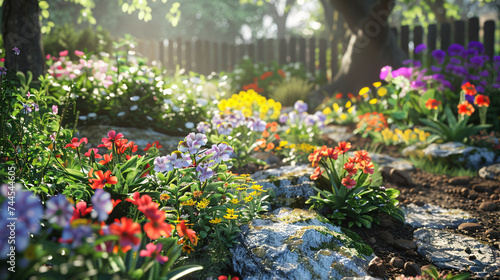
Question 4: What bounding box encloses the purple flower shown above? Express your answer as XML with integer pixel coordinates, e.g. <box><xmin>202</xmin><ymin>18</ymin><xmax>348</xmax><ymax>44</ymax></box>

<box><xmin>431</xmin><ymin>66</ymin><xmax>441</xmax><ymax>72</ymax></box>
<box><xmin>294</xmin><ymin>100</ymin><xmax>308</xmax><ymax>113</ymax></box>
<box><xmin>415</xmin><ymin>44</ymin><xmax>427</xmax><ymax>54</ymax></box>
<box><xmin>462</xmin><ymin>49</ymin><xmax>478</xmax><ymax>58</ymax></box>
<box><xmin>207</xmin><ymin>142</ymin><xmax>233</xmax><ymax>164</ymax></box>
<box><xmin>154</xmin><ymin>155</ymin><xmax>174</xmax><ymax>173</ymax></box>
<box><xmin>432</xmin><ymin>50</ymin><xmax>446</xmax><ymax>64</ymax></box>
<box><xmin>476</xmin><ymin>85</ymin><xmax>485</xmax><ymax>93</ymax></box>
<box><xmin>470</xmin><ymin>56</ymin><xmax>485</xmax><ymax>68</ymax></box>
<box><xmin>91</xmin><ymin>189</ymin><xmax>113</xmax><ymax>222</ymax></box>
<box><xmin>45</xmin><ymin>195</ymin><xmax>74</xmax><ymax>227</ymax></box>
<box><xmin>247</xmin><ymin>118</ymin><xmax>266</xmax><ymax>132</ymax></box>
<box><xmin>0</xmin><ymin>67</ymin><xmax>6</xmax><ymax>75</ymax></box>
<box><xmin>410</xmin><ymin>80</ymin><xmax>426</xmax><ymax>89</ymax></box>
<box><xmin>60</xmin><ymin>224</ymin><xmax>93</xmax><ymax>248</ymax></box>
<box><xmin>467</xmin><ymin>41</ymin><xmax>484</xmax><ymax>54</ymax></box>
<box><xmin>432</xmin><ymin>74</ymin><xmax>445</xmax><ymax>81</ymax></box>
<box><xmin>288</xmin><ymin>112</ymin><xmax>298</xmax><ymax>124</ymax></box>
<box><xmin>180</xmin><ymin>133</ymin><xmax>207</xmax><ymax>154</ymax></box>
<box><xmin>22</xmin><ymin>103</ymin><xmax>32</xmax><ymax>113</ymax></box>
<box><xmin>447</xmin><ymin>44</ymin><xmax>464</xmax><ymax>56</ymax></box>
<box><xmin>304</xmin><ymin>115</ymin><xmax>317</xmax><ymax>127</ymax></box>
<box><xmin>278</xmin><ymin>113</ymin><xmax>288</xmax><ymax>124</ymax></box>
<box><xmin>380</xmin><ymin>66</ymin><xmax>392</xmax><ymax>80</ymax></box>
<box><xmin>391</xmin><ymin>67</ymin><xmax>412</xmax><ymax>79</ymax></box>
<box><xmin>196</xmin><ymin>122</ymin><xmax>210</xmax><ymax>134</ymax></box>
<box><xmin>32</xmin><ymin>103</ymin><xmax>39</xmax><ymax>112</ymax></box>
<box><xmin>403</xmin><ymin>59</ymin><xmax>421</xmax><ymax>68</ymax></box>
<box><xmin>171</xmin><ymin>152</ymin><xmax>192</xmax><ymax>169</ymax></box>
<box><xmin>52</xmin><ymin>105</ymin><xmax>58</xmax><ymax>115</ymax></box>
<box><xmin>449</xmin><ymin>58</ymin><xmax>461</xmax><ymax>65</ymax></box>
<box><xmin>465</xmin><ymin>94</ymin><xmax>475</xmax><ymax>103</ymax></box>
<box><xmin>314</xmin><ymin>111</ymin><xmax>327</xmax><ymax>123</ymax></box>
<box><xmin>217</xmin><ymin>122</ymin><xmax>233</xmax><ymax>135</ymax></box>
<box><xmin>12</xmin><ymin>47</ymin><xmax>20</xmax><ymax>55</ymax></box>
<box><xmin>196</xmin><ymin>164</ymin><xmax>214</xmax><ymax>182</ymax></box>
<box><xmin>479</xmin><ymin>70</ymin><xmax>489</xmax><ymax>77</ymax></box>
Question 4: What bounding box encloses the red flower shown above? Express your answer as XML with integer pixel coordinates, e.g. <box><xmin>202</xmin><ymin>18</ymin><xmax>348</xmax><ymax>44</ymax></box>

<box><xmin>353</xmin><ymin>150</ymin><xmax>371</xmax><ymax>163</ymax></box>
<box><xmin>98</xmin><ymin>153</ymin><xmax>112</xmax><ymax>165</ymax></box>
<box><xmin>310</xmin><ymin>166</ymin><xmax>323</xmax><ymax>180</ymax></box>
<box><xmin>475</xmin><ymin>94</ymin><xmax>490</xmax><ymax>107</ymax></box>
<box><xmin>461</xmin><ymin>82</ymin><xmax>476</xmax><ymax>96</ymax></box>
<box><xmin>144</xmin><ymin>141</ymin><xmax>163</xmax><ymax>152</ymax></box>
<box><xmin>219</xmin><ymin>276</ymin><xmax>240</xmax><ymax>280</ymax></box>
<box><xmin>71</xmin><ymin>201</ymin><xmax>92</xmax><ymax>221</ymax></box>
<box><xmin>343</xmin><ymin>162</ymin><xmax>358</xmax><ymax>176</ymax></box>
<box><xmin>320</xmin><ymin>147</ymin><xmax>338</xmax><ymax>159</ymax></box>
<box><xmin>90</xmin><ymin>170</ymin><xmax>118</xmax><ymax>189</ymax></box>
<box><xmin>357</xmin><ymin>161</ymin><xmax>374</xmax><ymax>174</ymax></box>
<box><xmin>425</xmin><ymin>99</ymin><xmax>441</xmax><ymax>110</ymax></box>
<box><xmin>64</xmin><ymin>137</ymin><xmax>88</xmax><ymax>149</ymax></box>
<box><xmin>308</xmin><ymin>150</ymin><xmax>323</xmax><ymax>167</ymax></box>
<box><xmin>126</xmin><ymin>192</ymin><xmax>154</xmax><ymax>208</ymax></box>
<box><xmin>176</xmin><ymin>220</ymin><xmax>198</xmax><ymax>246</ymax></box>
<box><xmin>99</xmin><ymin>130</ymin><xmax>124</xmax><ymax>148</ymax></box>
<box><xmin>277</xmin><ymin>69</ymin><xmax>286</xmax><ymax>78</ymax></box>
<box><xmin>457</xmin><ymin>101</ymin><xmax>475</xmax><ymax>116</ymax></box>
<box><xmin>335</xmin><ymin>93</ymin><xmax>343</xmax><ymax>99</ymax></box>
<box><xmin>84</xmin><ymin>148</ymin><xmax>102</xmax><ymax>159</ymax></box>
<box><xmin>108</xmin><ymin>217</ymin><xmax>141</xmax><ymax>253</ymax></box>
<box><xmin>347</xmin><ymin>93</ymin><xmax>355</xmax><ymax>99</ymax></box>
<box><xmin>335</xmin><ymin>141</ymin><xmax>351</xmax><ymax>155</ymax></box>
<box><xmin>260</xmin><ymin>71</ymin><xmax>273</xmax><ymax>80</ymax></box>
<box><xmin>341</xmin><ymin>176</ymin><xmax>357</xmax><ymax>189</ymax></box>
<box><xmin>140</xmin><ymin>243</ymin><xmax>169</xmax><ymax>264</ymax></box>
<box><xmin>144</xmin><ymin>211</ymin><xmax>173</xmax><ymax>240</ymax></box>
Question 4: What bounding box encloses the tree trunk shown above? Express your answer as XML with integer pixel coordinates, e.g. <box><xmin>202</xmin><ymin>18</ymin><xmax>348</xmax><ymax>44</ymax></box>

<box><xmin>2</xmin><ymin>0</ymin><xmax>45</xmax><ymax>79</ymax></box>
<box><xmin>309</xmin><ymin>0</ymin><xmax>407</xmax><ymax>109</ymax></box>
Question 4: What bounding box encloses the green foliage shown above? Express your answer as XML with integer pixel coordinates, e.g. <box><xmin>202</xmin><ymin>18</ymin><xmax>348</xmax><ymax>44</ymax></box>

<box><xmin>421</xmin><ymin>265</ymin><xmax>471</xmax><ymax>280</ymax></box>
<box><xmin>270</xmin><ymin>77</ymin><xmax>314</xmax><ymax>107</ymax></box>
<box><xmin>409</xmin><ymin>155</ymin><xmax>478</xmax><ymax>177</ymax></box>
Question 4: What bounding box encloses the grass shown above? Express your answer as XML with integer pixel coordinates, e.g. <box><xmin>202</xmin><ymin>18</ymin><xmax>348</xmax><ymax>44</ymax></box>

<box><xmin>409</xmin><ymin>155</ymin><xmax>478</xmax><ymax>177</ymax></box>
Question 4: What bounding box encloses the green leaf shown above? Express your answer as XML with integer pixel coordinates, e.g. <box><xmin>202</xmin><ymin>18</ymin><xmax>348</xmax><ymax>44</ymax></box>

<box><xmin>39</xmin><ymin>1</ymin><xmax>49</xmax><ymax>9</ymax></box>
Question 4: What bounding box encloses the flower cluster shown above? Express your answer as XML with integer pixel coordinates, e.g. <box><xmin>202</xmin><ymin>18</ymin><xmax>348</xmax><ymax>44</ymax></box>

<box><xmin>356</xmin><ymin>112</ymin><xmax>388</xmax><ymax>135</ymax></box>
<box><xmin>378</xmin><ymin>127</ymin><xmax>430</xmax><ymax>146</ymax></box>
<box><xmin>279</xmin><ymin>100</ymin><xmax>327</xmax><ymax>128</ymax></box>
<box><xmin>217</xmin><ymin>89</ymin><xmax>281</xmax><ymax>120</ymax></box>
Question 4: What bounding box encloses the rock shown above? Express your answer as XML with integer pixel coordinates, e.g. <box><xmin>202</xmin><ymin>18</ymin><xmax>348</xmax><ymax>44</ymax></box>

<box><xmin>379</xmin><ymin>217</ymin><xmax>393</xmax><ymax>228</ymax></box>
<box><xmin>414</xmin><ymin>200</ymin><xmax>425</xmax><ymax>206</ymax></box>
<box><xmin>413</xmin><ymin>228</ymin><xmax>500</xmax><ymax>278</ymax></box>
<box><xmin>402</xmin><ymin>204</ymin><xmax>476</xmax><ymax>229</ymax></box>
<box><xmin>479</xmin><ymin>201</ymin><xmax>498</xmax><ymax>211</ymax></box>
<box><xmin>368</xmin><ymin>257</ymin><xmax>386</xmax><ymax>278</ymax></box>
<box><xmin>485</xmin><ymin>229</ymin><xmax>500</xmax><ymax>239</ymax></box>
<box><xmin>393</xmin><ymin>239</ymin><xmax>417</xmax><ymax>251</ymax></box>
<box><xmin>448</xmin><ymin>176</ymin><xmax>472</xmax><ymax>185</ymax></box>
<box><xmin>473</xmin><ymin>183</ymin><xmax>492</xmax><ymax>193</ymax></box>
<box><xmin>458</xmin><ymin>223</ymin><xmax>484</xmax><ymax>232</ymax></box>
<box><xmin>251</xmin><ymin>165</ymin><xmax>315</xmax><ymax>210</ymax></box>
<box><xmin>367</xmin><ymin>237</ymin><xmax>376</xmax><ymax>245</ymax></box>
<box><xmin>389</xmin><ymin>169</ymin><xmax>413</xmax><ymax>185</ymax></box>
<box><xmin>404</xmin><ymin>262</ymin><xmax>421</xmax><ymax>277</ymax></box>
<box><xmin>323</xmin><ymin>125</ymin><xmax>355</xmax><ymax>143</ymax></box>
<box><xmin>390</xmin><ymin>257</ymin><xmax>405</xmax><ymax>269</ymax></box>
<box><xmin>469</xmin><ymin>254</ymin><xmax>477</xmax><ymax>260</ymax></box>
<box><xmin>370</xmin><ymin>153</ymin><xmax>414</xmax><ymax>171</ymax></box>
<box><xmin>465</xmin><ymin>247</ymin><xmax>472</xmax><ymax>254</ymax></box>
<box><xmin>423</xmin><ymin>142</ymin><xmax>498</xmax><ymax>169</ymax></box>
<box><xmin>231</xmin><ymin>208</ymin><xmax>375</xmax><ymax>279</ymax></box>
<box><xmin>479</xmin><ymin>163</ymin><xmax>500</xmax><ymax>181</ymax></box>
<box><xmin>378</xmin><ymin>231</ymin><xmax>395</xmax><ymax>244</ymax></box>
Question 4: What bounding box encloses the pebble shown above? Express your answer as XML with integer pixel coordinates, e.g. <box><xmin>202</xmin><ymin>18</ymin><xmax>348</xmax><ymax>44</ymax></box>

<box><xmin>458</xmin><ymin>222</ymin><xmax>484</xmax><ymax>232</ymax></box>
<box><xmin>393</xmin><ymin>239</ymin><xmax>417</xmax><ymax>251</ymax></box>
<box><xmin>479</xmin><ymin>201</ymin><xmax>498</xmax><ymax>211</ymax></box>
<box><xmin>390</xmin><ymin>168</ymin><xmax>413</xmax><ymax>185</ymax></box>
<box><xmin>390</xmin><ymin>257</ymin><xmax>404</xmax><ymax>269</ymax></box>
<box><xmin>379</xmin><ymin>217</ymin><xmax>393</xmax><ymax>228</ymax></box>
<box><xmin>473</xmin><ymin>183</ymin><xmax>492</xmax><ymax>193</ymax></box>
<box><xmin>485</xmin><ymin>229</ymin><xmax>500</xmax><ymax>239</ymax></box>
<box><xmin>469</xmin><ymin>254</ymin><xmax>476</xmax><ymax>260</ymax></box>
<box><xmin>404</xmin><ymin>261</ymin><xmax>421</xmax><ymax>277</ymax></box>
<box><xmin>465</xmin><ymin>247</ymin><xmax>472</xmax><ymax>254</ymax></box>
<box><xmin>368</xmin><ymin>256</ymin><xmax>386</xmax><ymax>278</ymax></box>
<box><xmin>378</xmin><ymin>231</ymin><xmax>395</xmax><ymax>244</ymax></box>
<box><xmin>449</xmin><ymin>176</ymin><xmax>472</xmax><ymax>185</ymax></box>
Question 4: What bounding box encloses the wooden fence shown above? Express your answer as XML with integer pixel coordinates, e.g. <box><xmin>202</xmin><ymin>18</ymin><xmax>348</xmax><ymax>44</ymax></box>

<box><xmin>134</xmin><ymin>17</ymin><xmax>498</xmax><ymax>79</ymax></box>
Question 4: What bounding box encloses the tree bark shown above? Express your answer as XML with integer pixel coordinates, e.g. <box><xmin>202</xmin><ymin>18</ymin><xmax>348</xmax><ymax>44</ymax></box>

<box><xmin>309</xmin><ymin>0</ymin><xmax>407</xmax><ymax>109</ymax></box>
<box><xmin>2</xmin><ymin>0</ymin><xmax>45</xmax><ymax>79</ymax></box>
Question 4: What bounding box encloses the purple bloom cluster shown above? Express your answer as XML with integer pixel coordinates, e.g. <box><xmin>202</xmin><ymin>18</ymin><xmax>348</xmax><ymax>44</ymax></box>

<box><xmin>91</xmin><ymin>189</ymin><xmax>113</xmax><ymax>222</ymax></box>
<box><xmin>154</xmin><ymin>151</ymin><xmax>192</xmax><ymax>173</ymax></box>
<box><xmin>207</xmin><ymin>142</ymin><xmax>234</xmax><ymax>164</ymax></box>
<box><xmin>178</xmin><ymin>133</ymin><xmax>207</xmax><ymax>154</ymax></box>
<box><xmin>279</xmin><ymin>100</ymin><xmax>326</xmax><ymax>128</ymax></box>
<box><xmin>45</xmin><ymin>195</ymin><xmax>74</xmax><ymax>227</ymax></box>
<box><xmin>202</xmin><ymin>110</ymin><xmax>268</xmax><ymax>135</ymax></box>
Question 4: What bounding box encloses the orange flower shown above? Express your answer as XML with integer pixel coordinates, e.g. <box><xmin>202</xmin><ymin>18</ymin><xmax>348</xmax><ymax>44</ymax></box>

<box><xmin>353</xmin><ymin>150</ymin><xmax>371</xmax><ymax>163</ymax></box>
<box><xmin>319</xmin><ymin>146</ymin><xmax>338</xmax><ymax>160</ymax></box>
<box><xmin>357</xmin><ymin>161</ymin><xmax>375</xmax><ymax>174</ymax></box>
<box><xmin>335</xmin><ymin>141</ymin><xmax>351</xmax><ymax>155</ymax></box>
<box><xmin>461</xmin><ymin>82</ymin><xmax>476</xmax><ymax>96</ymax></box>
<box><xmin>90</xmin><ymin>170</ymin><xmax>118</xmax><ymax>189</ymax></box>
<box><xmin>335</xmin><ymin>93</ymin><xmax>343</xmax><ymax>99</ymax></box>
<box><xmin>144</xmin><ymin>211</ymin><xmax>173</xmax><ymax>240</ymax></box>
<box><xmin>270</xmin><ymin>122</ymin><xmax>278</xmax><ymax>132</ymax></box>
<box><xmin>341</xmin><ymin>176</ymin><xmax>356</xmax><ymax>189</ymax></box>
<box><xmin>108</xmin><ymin>217</ymin><xmax>141</xmax><ymax>253</ymax></box>
<box><xmin>99</xmin><ymin>153</ymin><xmax>112</xmax><ymax>165</ymax></box>
<box><xmin>475</xmin><ymin>95</ymin><xmax>490</xmax><ymax>107</ymax></box>
<box><xmin>260</xmin><ymin>71</ymin><xmax>273</xmax><ymax>80</ymax></box>
<box><xmin>277</xmin><ymin>69</ymin><xmax>286</xmax><ymax>78</ymax></box>
<box><xmin>177</xmin><ymin>220</ymin><xmax>198</xmax><ymax>246</ymax></box>
<box><xmin>308</xmin><ymin>150</ymin><xmax>323</xmax><ymax>167</ymax></box>
<box><xmin>144</xmin><ymin>140</ymin><xmax>163</xmax><ymax>152</ymax></box>
<box><xmin>310</xmin><ymin>166</ymin><xmax>323</xmax><ymax>180</ymax></box>
<box><xmin>265</xmin><ymin>143</ymin><xmax>275</xmax><ymax>152</ymax></box>
<box><xmin>343</xmin><ymin>162</ymin><xmax>358</xmax><ymax>176</ymax></box>
<box><xmin>457</xmin><ymin>101</ymin><xmax>474</xmax><ymax>116</ymax></box>
<box><xmin>262</xmin><ymin>130</ymin><xmax>270</xmax><ymax>138</ymax></box>
<box><xmin>425</xmin><ymin>99</ymin><xmax>441</xmax><ymax>110</ymax></box>
<box><xmin>347</xmin><ymin>93</ymin><xmax>354</xmax><ymax>99</ymax></box>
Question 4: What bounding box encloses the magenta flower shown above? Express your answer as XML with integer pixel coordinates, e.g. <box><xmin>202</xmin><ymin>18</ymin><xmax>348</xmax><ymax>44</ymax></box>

<box><xmin>45</xmin><ymin>195</ymin><xmax>74</xmax><ymax>227</ymax></box>
<box><xmin>140</xmin><ymin>243</ymin><xmax>169</xmax><ymax>264</ymax></box>
<box><xmin>52</xmin><ymin>105</ymin><xmax>58</xmax><ymax>114</ymax></box>
<box><xmin>75</xmin><ymin>50</ymin><xmax>85</xmax><ymax>56</ymax></box>
<box><xmin>12</xmin><ymin>47</ymin><xmax>20</xmax><ymax>55</ymax></box>
<box><xmin>27</xmin><ymin>91</ymin><xmax>31</xmax><ymax>98</ymax></box>
<box><xmin>91</xmin><ymin>189</ymin><xmax>113</xmax><ymax>222</ymax></box>
<box><xmin>59</xmin><ymin>50</ymin><xmax>69</xmax><ymax>57</ymax></box>
<box><xmin>379</xmin><ymin>65</ymin><xmax>392</xmax><ymax>80</ymax></box>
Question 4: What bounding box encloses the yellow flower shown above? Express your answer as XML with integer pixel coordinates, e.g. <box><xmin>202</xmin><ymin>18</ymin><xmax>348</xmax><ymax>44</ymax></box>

<box><xmin>419</xmin><ymin>131</ymin><xmax>427</xmax><ymax>142</ymax></box>
<box><xmin>347</xmin><ymin>107</ymin><xmax>355</xmax><ymax>114</ymax></box>
<box><xmin>160</xmin><ymin>193</ymin><xmax>170</xmax><ymax>201</ymax></box>
<box><xmin>71</xmin><ymin>219</ymin><xmax>89</xmax><ymax>228</ymax></box>
<box><xmin>395</xmin><ymin>128</ymin><xmax>403</xmax><ymax>135</ymax></box>
<box><xmin>333</xmin><ymin>103</ymin><xmax>340</xmax><ymax>112</ymax></box>
<box><xmin>182</xmin><ymin>244</ymin><xmax>194</xmax><ymax>254</ymax></box>
<box><xmin>223</xmin><ymin>208</ymin><xmax>238</xmax><ymax>220</ymax></box>
<box><xmin>193</xmin><ymin>191</ymin><xmax>203</xmax><ymax>199</ymax></box>
<box><xmin>340</xmin><ymin>113</ymin><xmax>347</xmax><ymax>120</ymax></box>
<box><xmin>392</xmin><ymin>135</ymin><xmax>399</xmax><ymax>142</ymax></box>
<box><xmin>279</xmin><ymin>141</ymin><xmax>288</xmax><ymax>147</ymax></box>
<box><xmin>181</xmin><ymin>199</ymin><xmax>196</xmax><ymax>206</ymax></box>
<box><xmin>249</xmin><ymin>191</ymin><xmax>258</xmax><ymax>196</ymax></box>
<box><xmin>230</xmin><ymin>198</ymin><xmax>239</xmax><ymax>204</ymax></box>
<box><xmin>345</xmin><ymin>101</ymin><xmax>352</xmax><ymax>108</ymax></box>
<box><xmin>244</xmin><ymin>196</ymin><xmax>254</xmax><ymax>202</ymax></box>
<box><xmin>286</xmin><ymin>128</ymin><xmax>291</xmax><ymax>134</ymax></box>
<box><xmin>359</xmin><ymin>87</ymin><xmax>370</xmax><ymax>96</ymax></box>
<box><xmin>369</xmin><ymin>98</ymin><xmax>378</xmax><ymax>104</ymax></box>
<box><xmin>322</xmin><ymin>107</ymin><xmax>332</xmax><ymax>115</ymax></box>
<box><xmin>251</xmin><ymin>185</ymin><xmax>264</xmax><ymax>191</ymax></box>
<box><xmin>377</xmin><ymin>87</ymin><xmax>388</xmax><ymax>97</ymax></box>
<box><xmin>197</xmin><ymin>198</ymin><xmax>210</xmax><ymax>209</ymax></box>
<box><xmin>209</xmin><ymin>217</ymin><xmax>222</xmax><ymax>224</ymax></box>
<box><xmin>373</xmin><ymin>81</ymin><xmax>382</xmax><ymax>88</ymax></box>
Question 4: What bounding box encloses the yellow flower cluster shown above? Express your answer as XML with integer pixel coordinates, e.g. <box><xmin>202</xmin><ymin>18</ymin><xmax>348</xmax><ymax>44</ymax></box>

<box><xmin>324</xmin><ymin>102</ymin><xmax>356</xmax><ymax>123</ymax></box>
<box><xmin>217</xmin><ymin>89</ymin><xmax>282</xmax><ymax>120</ymax></box>
<box><xmin>285</xmin><ymin>142</ymin><xmax>316</xmax><ymax>154</ymax></box>
<box><xmin>223</xmin><ymin>208</ymin><xmax>238</xmax><ymax>220</ymax></box>
<box><xmin>379</xmin><ymin>127</ymin><xmax>430</xmax><ymax>146</ymax></box>
<box><xmin>197</xmin><ymin>198</ymin><xmax>210</xmax><ymax>210</ymax></box>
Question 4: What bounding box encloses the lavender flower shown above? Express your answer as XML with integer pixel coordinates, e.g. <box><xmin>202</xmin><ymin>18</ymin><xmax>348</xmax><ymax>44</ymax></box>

<box><xmin>60</xmin><ymin>224</ymin><xmax>94</xmax><ymax>248</ymax></box>
<box><xmin>91</xmin><ymin>189</ymin><xmax>113</xmax><ymax>222</ymax></box>
<box><xmin>196</xmin><ymin>164</ymin><xmax>214</xmax><ymax>182</ymax></box>
<box><xmin>154</xmin><ymin>155</ymin><xmax>174</xmax><ymax>173</ymax></box>
<box><xmin>0</xmin><ymin>67</ymin><xmax>6</xmax><ymax>75</ymax></box>
<box><xmin>414</xmin><ymin>44</ymin><xmax>427</xmax><ymax>54</ymax></box>
<box><xmin>217</xmin><ymin>122</ymin><xmax>233</xmax><ymax>135</ymax></box>
<box><xmin>12</xmin><ymin>47</ymin><xmax>20</xmax><ymax>55</ymax></box>
<box><xmin>196</xmin><ymin>121</ymin><xmax>210</xmax><ymax>134</ymax></box>
<box><xmin>447</xmin><ymin>44</ymin><xmax>464</xmax><ymax>56</ymax></box>
<box><xmin>45</xmin><ymin>195</ymin><xmax>74</xmax><ymax>227</ymax></box>
<box><xmin>32</xmin><ymin>103</ymin><xmax>39</xmax><ymax>112</ymax></box>
<box><xmin>431</xmin><ymin>50</ymin><xmax>446</xmax><ymax>64</ymax></box>
<box><xmin>171</xmin><ymin>151</ymin><xmax>192</xmax><ymax>169</ymax></box>
<box><xmin>379</xmin><ymin>66</ymin><xmax>392</xmax><ymax>81</ymax></box>
<box><xmin>247</xmin><ymin>118</ymin><xmax>266</xmax><ymax>132</ymax></box>
<box><xmin>208</xmin><ymin>142</ymin><xmax>234</xmax><ymax>163</ymax></box>
<box><xmin>278</xmin><ymin>113</ymin><xmax>289</xmax><ymax>124</ymax></box>
<box><xmin>294</xmin><ymin>100</ymin><xmax>308</xmax><ymax>113</ymax></box>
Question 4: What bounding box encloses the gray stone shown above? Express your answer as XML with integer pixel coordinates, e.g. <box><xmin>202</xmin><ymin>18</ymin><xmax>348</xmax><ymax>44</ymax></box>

<box><xmin>458</xmin><ymin>223</ymin><xmax>484</xmax><ymax>232</ymax></box>
<box><xmin>404</xmin><ymin>261</ymin><xmax>421</xmax><ymax>277</ymax></box>
<box><xmin>393</xmin><ymin>239</ymin><xmax>417</xmax><ymax>251</ymax></box>
<box><xmin>368</xmin><ymin>257</ymin><xmax>386</xmax><ymax>278</ymax></box>
<box><xmin>251</xmin><ymin>165</ymin><xmax>315</xmax><ymax>210</ymax></box>
<box><xmin>414</xmin><ymin>228</ymin><xmax>500</xmax><ymax>278</ymax></box>
<box><xmin>448</xmin><ymin>176</ymin><xmax>472</xmax><ymax>185</ymax></box>
<box><xmin>76</xmin><ymin>125</ymin><xmax>184</xmax><ymax>154</ymax></box>
<box><xmin>479</xmin><ymin>163</ymin><xmax>500</xmax><ymax>181</ymax></box>
<box><xmin>423</xmin><ymin>142</ymin><xmax>499</xmax><ymax>169</ymax></box>
<box><xmin>231</xmin><ymin>208</ymin><xmax>375</xmax><ymax>280</ymax></box>
<box><xmin>390</xmin><ymin>257</ymin><xmax>405</xmax><ymax>269</ymax></box>
<box><xmin>323</xmin><ymin>125</ymin><xmax>355</xmax><ymax>143</ymax></box>
<box><xmin>370</xmin><ymin>153</ymin><xmax>414</xmax><ymax>171</ymax></box>
<box><xmin>479</xmin><ymin>201</ymin><xmax>498</xmax><ymax>211</ymax></box>
<box><xmin>402</xmin><ymin>204</ymin><xmax>475</xmax><ymax>229</ymax></box>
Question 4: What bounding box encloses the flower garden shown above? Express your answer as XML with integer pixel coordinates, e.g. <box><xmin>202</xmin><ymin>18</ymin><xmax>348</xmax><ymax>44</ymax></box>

<box><xmin>2</xmin><ymin>28</ymin><xmax>500</xmax><ymax>279</ymax></box>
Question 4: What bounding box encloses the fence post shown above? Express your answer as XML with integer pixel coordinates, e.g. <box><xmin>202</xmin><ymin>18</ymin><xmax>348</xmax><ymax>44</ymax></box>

<box><xmin>185</xmin><ymin>40</ymin><xmax>192</xmax><ymax>72</ymax></box>
<box><xmin>298</xmin><ymin>37</ymin><xmax>306</xmax><ymax>67</ymax></box>
<box><xmin>468</xmin><ymin>17</ymin><xmax>480</xmax><ymax>42</ymax></box>
<box><xmin>203</xmin><ymin>41</ymin><xmax>210</xmax><ymax>74</ymax></box>
<box><xmin>400</xmin><ymin>25</ymin><xmax>409</xmax><ymax>56</ymax></box>
<box><xmin>330</xmin><ymin>38</ymin><xmax>338</xmax><ymax>80</ymax></box>
<box><xmin>319</xmin><ymin>38</ymin><xmax>327</xmax><ymax>77</ymax></box>
<box><xmin>267</xmin><ymin>39</ymin><xmax>275</xmax><ymax>63</ymax></box>
<box><xmin>454</xmin><ymin>20</ymin><xmax>465</xmax><ymax>46</ymax></box>
<box><xmin>257</xmin><ymin>39</ymin><xmax>265</xmax><ymax>63</ymax></box>
<box><xmin>212</xmin><ymin>42</ymin><xmax>219</xmax><ymax>73</ymax></box>
<box><xmin>308</xmin><ymin>37</ymin><xmax>316</xmax><ymax>76</ymax></box>
<box><xmin>159</xmin><ymin>40</ymin><xmax>165</xmax><ymax>68</ymax></box>
<box><xmin>221</xmin><ymin>43</ymin><xmax>228</xmax><ymax>72</ymax></box>
<box><xmin>413</xmin><ymin>26</ymin><xmax>424</xmax><ymax>59</ymax></box>
<box><xmin>247</xmin><ymin>42</ymin><xmax>255</xmax><ymax>62</ymax></box>
<box><xmin>194</xmin><ymin>40</ymin><xmax>202</xmax><ymax>73</ymax></box>
<box><xmin>427</xmin><ymin>24</ymin><xmax>437</xmax><ymax>51</ymax></box>
<box><xmin>484</xmin><ymin>20</ymin><xmax>495</xmax><ymax>60</ymax></box>
<box><xmin>175</xmin><ymin>37</ymin><xmax>183</xmax><ymax>70</ymax></box>
<box><xmin>289</xmin><ymin>37</ymin><xmax>297</xmax><ymax>63</ymax></box>
<box><xmin>229</xmin><ymin>44</ymin><xmax>236</xmax><ymax>72</ymax></box>
<box><xmin>279</xmin><ymin>38</ymin><xmax>287</xmax><ymax>65</ymax></box>
<box><xmin>440</xmin><ymin>23</ymin><xmax>451</xmax><ymax>50</ymax></box>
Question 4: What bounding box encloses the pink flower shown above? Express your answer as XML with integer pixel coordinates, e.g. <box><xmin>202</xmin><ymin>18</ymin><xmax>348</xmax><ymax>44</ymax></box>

<box><xmin>64</xmin><ymin>137</ymin><xmax>88</xmax><ymax>149</ymax></box>
<box><xmin>139</xmin><ymin>243</ymin><xmax>169</xmax><ymax>264</ymax></box>
<box><xmin>99</xmin><ymin>130</ymin><xmax>124</xmax><ymax>148</ymax></box>
<box><xmin>75</xmin><ymin>50</ymin><xmax>85</xmax><ymax>56</ymax></box>
<box><xmin>84</xmin><ymin>148</ymin><xmax>102</xmax><ymax>159</ymax></box>
<box><xmin>59</xmin><ymin>50</ymin><xmax>68</xmax><ymax>57</ymax></box>
<box><xmin>46</xmin><ymin>54</ymin><xmax>51</xmax><ymax>60</ymax></box>
<box><xmin>0</xmin><ymin>58</ymin><xmax>5</xmax><ymax>62</ymax></box>
<box><xmin>52</xmin><ymin>105</ymin><xmax>58</xmax><ymax>114</ymax></box>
